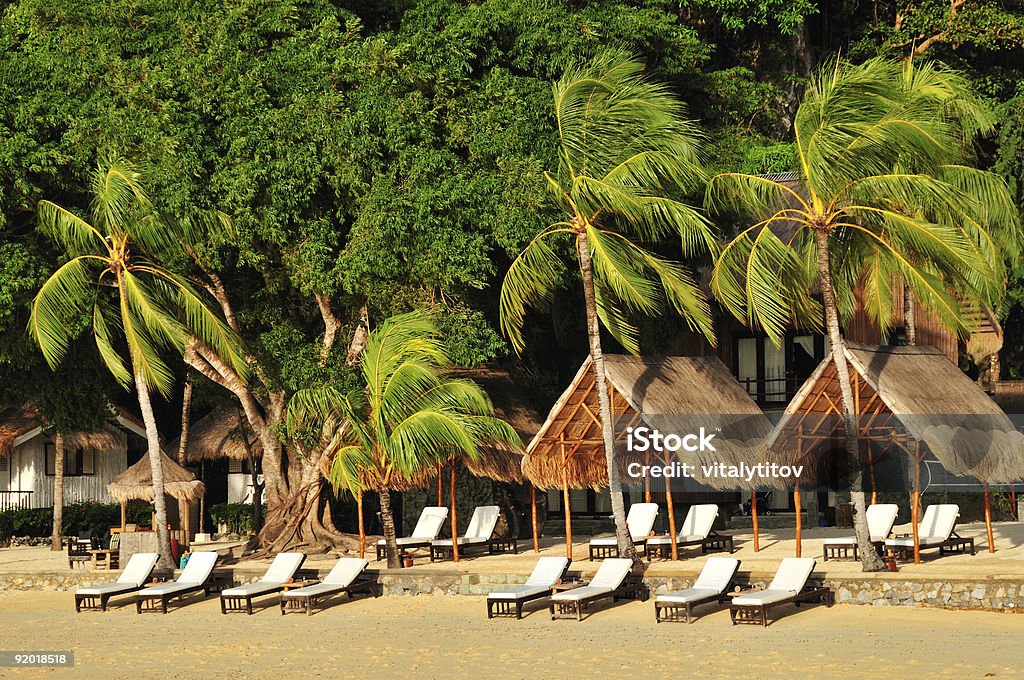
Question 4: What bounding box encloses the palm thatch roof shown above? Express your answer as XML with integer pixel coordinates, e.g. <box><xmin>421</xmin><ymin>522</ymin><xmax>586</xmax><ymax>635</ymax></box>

<box><xmin>0</xmin><ymin>405</ymin><xmax>127</xmax><ymax>458</ymax></box>
<box><xmin>174</xmin><ymin>408</ymin><xmax>255</xmax><ymax>462</ymax></box>
<box><xmin>524</xmin><ymin>355</ymin><xmax>773</xmax><ymax>490</ymax></box>
<box><xmin>768</xmin><ymin>343</ymin><xmax>1024</xmax><ymax>484</ymax></box>
<box><xmin>107</xmin><ymin>450</ymin><xmax>206</xmax><ymax>503</ymax></box>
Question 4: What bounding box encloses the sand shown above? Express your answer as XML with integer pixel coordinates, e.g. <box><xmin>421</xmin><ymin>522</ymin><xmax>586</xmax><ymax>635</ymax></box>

<box><xmin>1</xmin><ymin>590</ymin><xmax>1022</xmax><ymax>679</ymax></box>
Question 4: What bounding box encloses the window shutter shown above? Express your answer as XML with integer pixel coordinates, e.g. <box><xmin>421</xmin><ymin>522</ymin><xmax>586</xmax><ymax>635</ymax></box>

<box><xmin>81</xmin><ymin>448</ymin><xmax>95</xmax><ymax>475</ymax></box>
<box><xmin>228</xmin><ymin>459</ymin><xmax>243</xmax><ymax>474</ymax></box>
<box><xmin>45</xmin><ymin>444</ymin><xmax>56</xmax><ymax>476</ymax></box>
<box><xmin>0</xmin><ymin>456</ymin><xmax>7</xmax><ymax>472</ymax></box>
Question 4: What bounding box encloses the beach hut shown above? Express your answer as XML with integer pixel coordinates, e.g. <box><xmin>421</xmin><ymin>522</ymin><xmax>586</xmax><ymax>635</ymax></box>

<box><xmin>768</xmin><ymin>343</ymin><xmax>1024</xmax><ymax>561</ymax></box>
<box><xmin>524</xmin><ymin>354</ymin><xmax>773</xmax><ymax>559</ymax></box>
<box><xmin>174</xmin><ymin>408</ymin><xmax>257</xmax><ymax>504</ymax></box>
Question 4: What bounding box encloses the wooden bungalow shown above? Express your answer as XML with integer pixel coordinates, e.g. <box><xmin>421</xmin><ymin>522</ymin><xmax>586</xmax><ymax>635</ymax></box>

<box><xmin>524</xmin><ymin>354</ymin><xmax>774</xmax><ymax>557</ymax></box>
<box><xmin>175</xmin><ymin>408</ymin><xmax>258</xmax><ymax>504</ymax></box>
<box><xmin>767</xmin><ymin>343</ymin><xmax>1024</xmax><ymax>561</ymax></box>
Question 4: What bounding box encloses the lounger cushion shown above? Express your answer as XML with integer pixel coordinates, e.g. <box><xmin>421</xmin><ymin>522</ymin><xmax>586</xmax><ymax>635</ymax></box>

<box><xmin>431</xmin><ymin>537</ymin><xmax>488</xmax><ymax>547</ymax></box>
<box><xmin>550</xmin><ymin>586</ymin><xmax>611</xmax><ymax>602</ymax></box>
<box><xmin>693</xmin><ymin>557</ymin><xmax>741</xmax><ymax>592</ymax></box>
<box><xmin>137</xmin><ymin>582</ymin><xmax>201</xmax><ymax>597</ymax></box>
<box><xmin>647</xmin><ymin>534</ymin><xmax>704</xmax><ymax>546</ymax></box>
<box><xmin>768</xmin><ymin>557</ymin><xmax>816</xmax><ymax>592</ymax></box>
<box><xmin>280</xmin><ymin>582</ymin><xmax>347</xmax><ymax>599</ymax></box>
<box><xmin>731</xmin><ymin>589</ymin><xmax>796</xmax><ymax>606</ymax></box>
<box><xmin>116</xmin><ymin>553</ymin><xmax>160</xmax><ymax>587</ymax></box>
<box><xmin>377</xmin><ymin>507</ymin><xmax>449</xmax><ymax>548</ymax></box>
<box><xmin>824</xmin><ymin>537</ymin><xmax>858</xmax><ymax>545</ymax></box>
<box><xmin>655</xmin><ymin>587</ymin><xmax>721</xmax><ymax>604</ymax></box>
<box><xmin>261</xmin><ymin>552</ymin><xmax>306</xmax><ymax>583</ymax></box>
<box><xmin>176</xmin><ymin>552</ymin><xmax>219</xmax><ymax>584</ymax></box>
<box><xmin>76</xmin><ymin>582</ymin><xmax>140</xmax><ymax>597</ymax></box>
<box><xmin>323</xmin><ymin>558</ymin><xmax>369</xmax><ymax>586</ymax></box>
<box><xmin>488</xmin><ymin>584</ymin><xmax>552</xmax><ymax>600</ymax></box>
<box><xmin>625</xmin><ymin>503</ymin><xmax>659</xmax><ymax>538</ymax></box>
<box><xmin>221</xmin><ymin>582</ymin><xmax>282</xmax><ymax>598</ymax></box>
<box><xmin>463</xmin><ymin>506</ymin><xmax>501</xmax><ymax>541</ymax></box>
<box><xmin>589</xmin><ymin>536</ymin><xmax>648</xmax><ymax>546</ymax></box>
<box><xmin>884</xmin><ymin>536</ymin><xmax>946</xmax><ymax>548</ymax></box>
<box><xmin>589</xmin><ymin>558</ymin><xmax>633</xmax><ymax>590</ymax></box>
<box><xmin>525</xmin><ymin>557</ymin><xmax>570</xmax><ymax>586</ymax></box>
<box><xmin>377</xmin><ymin>536</ymin><xmax>432</xmax><ymax>547</ymax></box>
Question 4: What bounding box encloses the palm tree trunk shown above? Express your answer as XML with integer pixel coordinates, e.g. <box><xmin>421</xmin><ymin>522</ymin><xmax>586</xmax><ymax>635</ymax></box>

<box><xmin>379</xmin><ymin>487</ymin><xmax>400</xmax><ymax>569</ymax></box>
<box><xmin>576</xmin><ymin>229</ymin><xmax>637</xmax><ymax>561</ymax></box>
<box><xmin>50</xmin><ymin>433</ymin><xmax>65</xmax><ymax>551</ymax></box>
<box><xmin>135</xmin><ymin>370</ymin><xmax>174</xmax><ymax>569</ymax></box>
<box><xmin>813</xmin><ymin>229</ymin><xmax>885</xmax><ymax>572</ymax></box>
<box><xmin>176</xmin><ymin>377</ymin><xmax>193</xmax><ymax>545</ymax></box>
<box><xmin>904</xmin><ymin>284</ymin><xmax>916</xmax><ymax>345</ymax></box>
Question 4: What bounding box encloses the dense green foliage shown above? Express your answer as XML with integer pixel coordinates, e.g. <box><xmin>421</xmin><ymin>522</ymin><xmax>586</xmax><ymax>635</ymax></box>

<box><xmin>208</xmin><ymin>503</ymin><xmax>265</xmax><ymax>536</ymax></box>
<box><xmin>0</xmin><ymin>502</ymin><xmax>153</xmax><ymax>541</ymax></box>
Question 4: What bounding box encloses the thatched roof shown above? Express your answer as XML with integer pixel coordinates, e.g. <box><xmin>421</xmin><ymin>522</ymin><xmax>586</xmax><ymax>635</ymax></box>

<box><xmin>768</xmin><ymin>343</ymin><xmax>1024</xmax><ymax>484</ymax></box>
<box><xmin>524</xmin><ymin>355</ymin><xmax>773</xmax><ymax>490</ymax></box>
<box><xmin>0</xmin><ymin>405</ymin><xmax>128</xmax><ymax>458</ymax></box>
<box><xmin>107</xmin><ymin>450</ymin><xmax>206</xmax><ymax>503</ymax></box>
<box><xmin>174</xmin><ymin>409</ymin><xmax>256</xmax><ymax>462</ymax></box>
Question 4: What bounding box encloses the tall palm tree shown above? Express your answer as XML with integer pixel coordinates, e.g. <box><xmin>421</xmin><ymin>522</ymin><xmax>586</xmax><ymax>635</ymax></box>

<box><xmin>500</xmin><ymin>52</ymin><xmax>716</xmax><ymax>559</ymax></box>
<box><xmin>50</xmin><ymin>433</ymin><xmax>65</xmax><ymax>551</ymax></box>
<box><xmin>709</xmin><ymin>58</ymin><xmax>1020</xmax><ymax>571</ymax></box>
<box><xmin>287</xmin><ymin>312</ymin><xmax>519</xmax><ymax>569</ymax></box>
<box><xmin>29</xmin><ymin>159</ymin><xmax>248</xmax><ymax>569</ymax></box>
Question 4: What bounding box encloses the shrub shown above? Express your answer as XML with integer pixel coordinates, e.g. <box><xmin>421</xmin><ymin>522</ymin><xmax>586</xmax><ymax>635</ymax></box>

<box><xmin>209</xmin><ymin>503</ymin><xmax>263</xmax><ymax>535</ymax></box>
<box><xmin>0</xmin><ymin>502</ymin><xmax>155</xmax><ymax>541</ymax></box>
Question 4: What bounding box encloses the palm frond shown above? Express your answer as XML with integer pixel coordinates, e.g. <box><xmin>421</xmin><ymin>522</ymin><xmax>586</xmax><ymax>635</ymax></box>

<box><xmin>27</xmin><ymin>256</ymin><xmax>97</xmax><ymax>369</ymax></box>
<box><xmin>498</xmin><ymin>228</ymin><xmax>569</xmax><ymax>354</ymax></box>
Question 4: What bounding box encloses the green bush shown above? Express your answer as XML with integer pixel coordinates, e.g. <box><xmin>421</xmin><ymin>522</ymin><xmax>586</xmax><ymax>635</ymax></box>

<box><xmin>209</xmin><ymin>503</ymin><xmax>263</xmax><ymax>535</ymax></box>
<box><xmin>0</xmin><ymin>502</ymin><xmax>155</xmax><ymax>541</ymax></box>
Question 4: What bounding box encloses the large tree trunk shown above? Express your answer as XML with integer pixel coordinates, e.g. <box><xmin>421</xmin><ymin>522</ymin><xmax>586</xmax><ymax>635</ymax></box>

<box><xmin>135</xmin><ymin>370</ymin><xmax>174</xmax><ymax>569</ymax></box>
<box><xmin>576</xmin><ymin>228</ymin><xmax>637</xmax><ymax>561</ymax></box>
<box><xmin>176</xmin><ymin>377</ymin><xmax>193</xmax><ymax>545</ymax></box>
<box><xmin>50</xmin><ymin>433</ymin><xmax>65</xmax><ymax>551</ymax></box>
<box><xmin>378</xmin><ymin>488</ymin><xmax>400</xmax><ymax>568</ymax></box>
<box><xmin>814</xmin><ymin>229</ymin><xmax>886</xmax><ymax>572</ymax></box>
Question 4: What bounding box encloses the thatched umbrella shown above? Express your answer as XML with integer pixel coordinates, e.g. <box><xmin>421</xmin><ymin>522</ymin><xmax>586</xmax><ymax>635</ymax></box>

<box><xmin>525</xmin><ymin>355</ymin><xmax>773</xmax><ymax>559</ymax></box>
<box><xmin>108</xmin><ymin>450</ymin><xmax>205</xmax><ymax>543</ymax></box>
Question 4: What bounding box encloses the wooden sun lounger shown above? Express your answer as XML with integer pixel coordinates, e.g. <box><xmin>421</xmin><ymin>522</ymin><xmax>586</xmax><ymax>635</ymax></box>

<box><xmin>549</xmin><ymin>559</ymin><xmax>647</xmax><ymax>621</ymax></box>
<box><xmin>279</xmin><ymin>558</ymin><xmax>380</xmax><ymax>616</ymax></box>
<box><xmin>135</xmin><ymin>552</ymin><xmax>219</xmax><ymax>614</ymax></box>
<box><xmin>654</xmin><ymin>557</ymin><xmax>740</xmax><ymax>623</ymax></box>
<box><xmin>486</xmin><ymin>557</ymin><xmax>571</xmax><ymax>619</ymax></box>
<box><xmin>883</xmin><ymin>504</ymin><xmax>976</xmax><ymax>561</ymax></box>
<box><xmin>430</xmin><ymin>506</ymin><xmax>517</xmax><ymax>562</ymax></box>
<box><xmin>376</xmin><ymin>506</ymin><xmax>448</xmax><ymax>561</ymax></box>
<box><xmin>220</xmin><ymin>552</ymin><xmax>306</xmax><ymax>614</ymax></box>
<box><xmin>823</xmin><ymin>504</ymin><xmax>899</xmax><ymax>561</ymax></box>
<box><xmin>588</xmin><ymin>503</ymin><xmax>659</xmax><ymax>560</ymax></box>
<box><xmin>728</xmin><ymin>584</ymin><xmax>834</xmax><ymax>626</ymax></box>
<box><xmin>75</xmin><ymin>553</ymin><xmax>160</xmax><ymax>612</ymax></box>
<box><xmin>729</xmin><ymin>558</ymin><xmax>833</xmax><ymax>627</ymax></box>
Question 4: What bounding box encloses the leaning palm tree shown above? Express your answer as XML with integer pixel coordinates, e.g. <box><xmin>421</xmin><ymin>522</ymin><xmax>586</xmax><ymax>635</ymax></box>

<box><xmin>29</xmin><ymin>159</ymin><xmax>248</xmax><ymax>569</ymax></box>
<box><xmin>709</xmin><ymin>58</ymin><xmax>1020</xmax><ymax>571</ymax></box>
<box><xmin>500</xmin><ymin>52</ymin><xmax>716</xmax><ymax>560</ymax></box>
<box><xmin>287</xmin><ymin>312</ymin><xmax>519</xmax><ymax>569</ymax></box>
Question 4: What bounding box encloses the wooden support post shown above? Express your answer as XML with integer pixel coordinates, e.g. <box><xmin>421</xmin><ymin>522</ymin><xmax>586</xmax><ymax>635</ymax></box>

<box><xmin>183</xmin><ymin>498</ymin><xmax>191</xmax><ymax>548</ymax></box>
<box><xmin>120</xmin><ymin>502</ymin><xmax>127</xmax><ymax>531</ymax></box>
<box><xmin>531</xmin><ymin>485</ymin><xmax>540</xmax><ymax>553</ymax></box>
<box><xmin>1011</xmin><ymin>486</ymin><xmax>1018</xmax><ymax>521</ymax></box>
<box><xmin>560</xmin><ymin>434</ymin><xmax>572</xmax><ymax>560</ymax></box>
<box><xmin>751</xmin><ymin>491</ymin><xmax>759</xmax><ymax>553</ymax></box>
<box><xmin>794</xmin><ymin>484</ymin><xmax>802</xmax><ymax>558</ymax></box>
<box><xmin>437</xmin><ymin>464</ymin><xmax>443</xmax><ymax>507</ymax></box>
<box><xmin>450</xmin><ymin>462</ymin><xmax>459</xmax><ymax>563</ymax></box>
<box><xmin>867</xmin><ymin>446</ymin><xmax>877</xmax><ymax>506</ymax></box>
<box><xmin>644</xmin><ymin>473</ymin><xmax>651</xmax><ymax>504</ymax></box>
<box><xmin>984</xmin><ymin>484</ymin><xmax>995</xmax><ymax>553</ymax></box>
<box><xmin>912</xmin><ymin>451</ymin><xmax>921</xmax><ymax>565</ymax></box>
<box><xmin>665</xmin><ymin>472</ymin><xmax>678</xmax><ymax>561</ymax></box>
<box><xmin>357</xmin><ymin>490</ymin><xmax>365</xmax><ymax>559</ymax></box>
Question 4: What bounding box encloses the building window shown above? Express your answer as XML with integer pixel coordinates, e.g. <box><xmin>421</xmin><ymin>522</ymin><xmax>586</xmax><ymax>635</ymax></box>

<box><xmin>228</xmin><ymin>459</ymin><xmax>243</xmax><ymax>474</ymax></box>
<box><xmin>45</xmin><ymin>444</ymin><xmax>94</xmax><ymax>477</ymax></box>
<box><xmin>0</xmin><ymin>456</ymin><xmax>7</xmax><ymax>472</ymax></box>
<box><xmin>735</xmin><ymin>334</ymin><xmax>828</xmax><ymax>405</ymax></box>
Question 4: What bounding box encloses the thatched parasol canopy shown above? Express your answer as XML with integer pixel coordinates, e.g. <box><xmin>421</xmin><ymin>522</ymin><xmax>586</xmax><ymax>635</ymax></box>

<box><xmin>108</xmin><ymin>450</ymin><xmax>206</xmax><ymax>503</ymax></box>
<box><xmin>768</xmin><ymin>343</ymin><xmax>1024</xmax><ymax>485</ymax></box>
<box><xmin>524</xmin><ymin>355</ymin><xmax>773</xmax><ymax>491</ymax></box>
<box><xmin>0</xmin><ymin>405</ymin><xmax>126</xmax><ymax>458</ymax></box>
<box><xmin>174</xmin><ymin>408</ymin><xmax>255</xmax><ymax>462</ymax></box>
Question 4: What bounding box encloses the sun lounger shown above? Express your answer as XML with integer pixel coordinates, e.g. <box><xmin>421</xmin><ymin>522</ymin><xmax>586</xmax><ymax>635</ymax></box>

<box><xmin>376</xmin><ymin>506</ymin><xmax>448</xmax><ymax>561</ymax></box>
<box><xmin>279</xmin><ymin>558</ymin><xmax>378</xmax><ymax>616</ymax></box>
<box><xmin>549</xmin><ymin>558</ymin><xmax>646</xmax><ymax>620</ymax></box>
<box><xmin>220</xmin><ymin>552</ymin><xmax>306</xmax><ymax>614</ymax></box>
<box><xmin>588</xmin><ymin>503</ymin><xmax>659</xmax><ymax>560</ymax></box>
<box><xmin>135</xmin><ymin>551</ymin><xmax>219</xmax><ymax>614</ymax></box>
<box><xmin>823</xmin><ymin>503</ymin><xmax>898</xmax><ymax>561</ymax></box>
<box><xmin>74</xmin><ymin>553</ymin><xmax>159</xmax><ymax>612</ymax></box>
<box><xmin>67</xmin><ymin>536</ymin><xmax>98</xmax><ymax>569</ymax></box>
<box><xmin>430</xmin><ymin>505</ymin><xmax>515</xmax><ymax>561</ymax></box>
<box><xmin>486</xmin><ymin>556</ymin><xmax>571</xmax><ymax>619</ymax></box>
<box><xmin>729</xmin><ymin>557</ymin><xmax>832</xmax><ymax>626</ymax></box>
<box><xmin>647</xmin><ymin>504</ymin><xmax>733</xmax><ymax>558</ymax></box>
<box><xmin>884</xmin><ymin>504</ymin><xmax>975</xmax><ymax>559</ymax></box>
<box><xmin>654</xmin><ymin>557</ymin><xmax>741</xmax><ymax>623</ymax></box>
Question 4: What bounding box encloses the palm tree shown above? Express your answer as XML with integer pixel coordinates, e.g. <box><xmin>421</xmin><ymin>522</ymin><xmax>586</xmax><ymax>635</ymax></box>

<box><xmin>29</xmin><ymin>159</ymin><xmax>248</xmax><ymax>569</ymax></box>
<box><xmin>287</xmin><ymin>312</ymin><xmax>519</xmax><ymax>569</ymax></box>
<box><xmin>708</xmin><ymin>58</ymin><xmax>1020</xmax><ymax>571</ymax></box>
<box><xmin>50</xmin><ymin>433</ymin><xmax>65</xmax><ymax>552</ymax></box>
<box><xmin>499</xmin><ymin>52</ymin><xmax>716</xmax><ymax>559</ymax></box>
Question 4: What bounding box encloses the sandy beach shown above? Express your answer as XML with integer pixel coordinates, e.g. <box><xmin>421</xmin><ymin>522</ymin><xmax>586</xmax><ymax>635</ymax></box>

<box><xmin>1</xmin><ymin>589</ymin><xmax>1022</xmax><ymax>679</ymax></box>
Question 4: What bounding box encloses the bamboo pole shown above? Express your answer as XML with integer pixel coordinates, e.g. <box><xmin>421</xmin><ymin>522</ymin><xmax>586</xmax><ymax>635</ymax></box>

<box><xmin>665</xmin><ymin>472</ymin><xmax>678</xmax><ymax>561</ymax></box>
<box><xmin>794</xmin><ymin>484</ymin><xmax>802</xmax><ymax>558</ymax></box>
<box><xmin>560</xmin><ymin>433</ymin><xmax>572</xmax><ymax>560</ymax></box>
<box><xmin>867</xmin><ymin>448</ymin><xmax>877</xmax><ymax>506</ymax></box>
<box><xmin>644</xmin><ymin>474</ymin><xmax>651</xmax><ymax>503</ymax></box>
<box><xmin>751</xmin><ymin>491</ymin><xmax>759</xmax><ymax>553</ymax></box>
<box><xmin>984</xmin><ymin>484</ymin><xmax>995</xmax><ymax>553</ymax></box>
<box><xmin>531</xmin><ymin>486</ymin><xmax>540</xmax><ymax>553</ymax></box>
<box><xmin>912</xmin><ymin>450</ymin><xmax>921</xmax><ymax>565</ymax></box>
<box><xmin>120</xmin><ymin>502</ymin><xmax>127</xmax><ymax>531</ymax></box>
<box><xmin>450</xmin><ymin>462</ymin><xmax>459</xmax><ymax>562</ymax></box>
<box><xmin>183</xmin><ymin>499</ymin><xmax>191</xmax><ymax>548</ymax></box>
<box><xmin>437</xmin><ymin>464</ymin><xmax>443</xmax><ymax>506</ymax></box>
<box><xmin>357</xmin><ymin>490</ymin><xmax>365</xmax><ymax>559</ymax></box>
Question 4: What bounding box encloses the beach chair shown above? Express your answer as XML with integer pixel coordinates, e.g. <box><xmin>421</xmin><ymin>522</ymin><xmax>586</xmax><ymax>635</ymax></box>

<box><xmin>646</xmin><ymin>504</ymin><xmax>733</xmax><ymax>558</ymax></box>
<box><xmin>430</xmin><ymin>505</ymin><xmax>514</xmax><ymax>561</ymax></box>
<box><xmin>884</xmin><ymin>504</ymin><xmax>975</xmax><ymax>559</ymax></box>
<box><xmin>279</xmin><ymin>558</ymin><xmax>378</xmax><ymax>616</ymax></box>
<box><xmin>74</xmin><ymin>553</ymin><xmax>159</xmax><ymax>612</ymax></box>
<box><xmin>134</xmin><ymin>551</ymin><xmax>219</xmax><ymax>614</ymax></box>
<box><xmin>486</xmin><ymin>556</ymin><xmax>571</xmax><ymax>619</ymax></box>
<box><xmin>654</xmin><ymin>557</ymin><xmax>741</xmax><ymax>623</ymax></box>
<box><xmin>376</xmin><ymin>506</ymin><xmax>448</xmax><ymax>561</ymax></box>
<box><xmin>549</xmin><ymin>558</ymin><xmax>647</xmax><ymax>621</ymax></box>
<box><xmin>729</xmin><ymin>557</ymin><xmax>833</xmax><ymax>627</ymax></box>
<box><xmin>588</xmin><ymin>503</ymin><xmax>659</xmax><ymax>560</ymax></box>
<box><xmin>67</xmin><ymin>536</ymin><xmax>97</xmax><ymax>569</ymax></box>
<box><xmin>823</xmin><ymin>503</ymin><xmax>899</xmax><ymax>561</ymax></box>
<box><xmin>220</xmin><ymin>552</ymin><xmax>307</xmax><ymax>614</ymax></box>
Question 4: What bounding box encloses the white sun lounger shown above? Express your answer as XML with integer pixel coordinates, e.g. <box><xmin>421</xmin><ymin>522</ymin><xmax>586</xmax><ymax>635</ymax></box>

<box><xmin>549</xmin><ymin>558</ymin><xmax>645</xmax><ymax>620</ymax></box>
<box><xmin>431</xmin><ymin>505</ymin><xmax>515</xmax><ymax>561</ymax></box>
<box><xmin>376</xmin><ymin>506</ymin><xmax>449</xmax><ymax>561</ymax></box>
<box><xmin>279</xmin><ymin>557</ymin><xmax>377</xmax><ymax>616</ymax></box>
<box><xmin>654</xmin><ymin>557</ymin><xmax>741</xmax><ymax>623</ymax></box>
<box><xmin>823</xmin><ymin>504</ymin><xmax>899</xmax><ymax>560</ymax></box>
<box><xmin>647</xmin><ymin>504</ymin><xmax>733</xmax><ymax>558</ymax></box>
<box><xmin>730</xmin><ymin>557</ymin><xmax>832</xmax><ymax>626</ymax></box>
<box><xmin>220</xmin><ymin>552</ymin><xmax>307</xmax><ymax>614</ymax></box>
<box><xmin>884</xmin><ymin>504</ymin><xmax>975</xmax><ymax>558</ymax></box>
<box><xmin>589</xmin><ymin>503</ymin><xmax>659</xmax><ymax>560</ymax></box>
<box><xmin>135</xmin><ymin>552</ymin><xmax>219</xmax><ymax>614</ymax></box>
<box><xmin>486</xmin><ymin>556</ymin><xmax>571</xmax><ymax>619</ymax></box>
<box><xmin>75</xmin><ymin>552</ymin><xmax>159</xmax><ymax>612</ymax></box>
